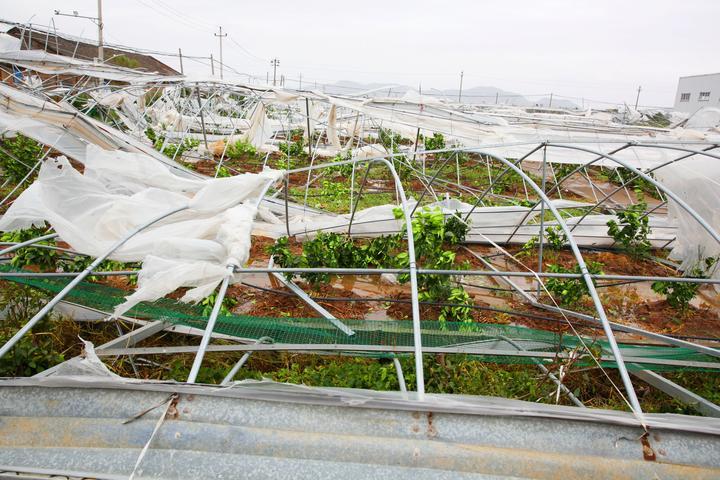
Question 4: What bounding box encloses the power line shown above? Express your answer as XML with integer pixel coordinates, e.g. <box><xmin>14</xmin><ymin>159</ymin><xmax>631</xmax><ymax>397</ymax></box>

<box><xmin>227</xmin><ymin>35</ymin><xmax>266</xmax><ymax>63</ymax></box>
<box><xmin>146</xmin><ymin>0</ymin><xmax>217</xmax><ymax>31</ymax></box>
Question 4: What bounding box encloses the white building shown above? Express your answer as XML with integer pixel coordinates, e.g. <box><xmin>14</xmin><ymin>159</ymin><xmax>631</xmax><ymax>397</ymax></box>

<box><xmin>674</xmin><ymin>73</ymin><xmax>720</xmax><ymax>114</ymax></box>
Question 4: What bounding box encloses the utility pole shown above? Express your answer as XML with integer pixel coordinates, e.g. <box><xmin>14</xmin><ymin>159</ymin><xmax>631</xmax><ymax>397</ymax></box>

<box><xmin>634</xmin><ymin>85</ymin><xmax>642</xmax><ymax>110</ymax></box>
<box><xmin>495</xmin><ymin>92</ymin><xmax>498</xmax><ymax>104</ymax></box>
<box><xmin>178</xmin><ymin>48</ymin><xmax>184</xmax><ymax>74</ymax></box>
<box><xmin>214</xmin><ymin>26</ymin><xmax>227</xmax><ymax>79</ymax></box>
<box><xmin>210</xmin><ymin>53</ymin><xmax>215</xmax><ymax>76</ymax></box>
<box><xmin>270</xmin><ymin>58</ymin><xmax>280</xmax><ymax>86</ymax></box>
<box><xmin>548</xmin><ymin>93</ymin><xmax>553</xmax><ymax>108</ymax></box>
<box><xmin>458</xmin><ymin>71</ymin><xmax>464</xmax><ymax>103</ymax></box>
<box><xmin>96</xmin><ymin>0</ymin><xmax>104</xmax><ymax>61</ymax></box>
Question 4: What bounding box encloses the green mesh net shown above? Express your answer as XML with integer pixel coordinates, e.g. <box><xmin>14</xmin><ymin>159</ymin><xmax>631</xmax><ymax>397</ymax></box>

<box><xmin>1</xmin><ymin>265</ymin><xmax>717</xmax><ymax>372</ymax></box>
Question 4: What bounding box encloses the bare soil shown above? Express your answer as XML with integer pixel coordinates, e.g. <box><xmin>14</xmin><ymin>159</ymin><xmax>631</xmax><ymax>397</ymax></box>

<box><xmin>228</xmin><ymin>282</ymin><xmax>370</xmax><ymax>320</ymax></box>
<box><xmin>513</xmin><ymin>248</ymin><xmax>673</xmax><ymax>277</ymax></box>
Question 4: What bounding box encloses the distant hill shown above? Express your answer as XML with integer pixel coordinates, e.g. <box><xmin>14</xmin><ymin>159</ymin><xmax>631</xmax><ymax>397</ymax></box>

<box><xmin>320</xmin><ymin>81</ymin><xmax>579</xmax><ymax>109</ymax></box>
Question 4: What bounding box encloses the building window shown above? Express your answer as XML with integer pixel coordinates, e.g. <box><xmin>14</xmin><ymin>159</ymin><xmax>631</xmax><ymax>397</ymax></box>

<box><xmin>680</xmin><ymin>93</ymin><xmax>691</xmax><ymax>102</ymax></box>
<box><xmin>699</xmin><ymin>91</ymin><xmax>711</xmax><ymax>102</ymax></box>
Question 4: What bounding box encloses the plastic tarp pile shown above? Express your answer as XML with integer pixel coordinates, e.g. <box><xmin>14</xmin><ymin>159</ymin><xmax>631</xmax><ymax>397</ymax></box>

<box><xmin>0</xmin><ymin>144</ymin><xmax>282</xmax><ymax>316</ymax></box>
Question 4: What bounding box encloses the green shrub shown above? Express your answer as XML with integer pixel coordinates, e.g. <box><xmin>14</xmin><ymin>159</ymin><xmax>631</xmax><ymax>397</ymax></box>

<box><xmin>544</xmin><ymin>225</ymin><xmax>568</xmax><ymax>249</ymax></box>
<box><xmin>199</xmin><ymin>292</ymin><xmax>238</xmax><ymax>316</ymax></box>
<box><xmin>225</xmin><ymin>139</ymin><xmax>257</xmax><ymax>159</ymax></box>
<box><xmin>606</xmin><ymin>191</ymin><xmax>651</xmax><ymax>257</ymax></box>
<box><xmin>0</xmin><ymin>134</ymin><xmax>43</xmax><ymax>184</ymax></box>
<box><xmin>0</xmin><ymin>226</ymin><xmax>57</xmax><ymax>270</ymax></box>
<box><xmin>0</xmin><ymin>283</ymin><xmax>64</xmax><ymax>377</ymax></box>
<box><xmin>60</xmin><ymin>256</ymin><xmax>138</xmax><ymax>285</ymax></box>
<box><xmin>145</xmin><ymin>127</ymin><xmax>199</xmax><ymax>159</ymax></box>
<box><xmin>545</xmin><ymin>261</ymin><xmax>604</xmax><ymax>307</ymax></box>
<box><xmin>269</xmin><ymin>208</ymin><xmax>473</xmax><ymax>324</ymax></box>
<box><xmin>378</xmin><ymin>128</ymin><xmax>412</xmax><ymax>180</ymax></box>
<box><xmin>395</xmin><ymin>207</ymin><xmax>473</xmax><ymax>324</ymax></box>
<box><xmin>519</xmin><ymin>225</ymin><xmax>567</xmax><ymax>255</ymax></box>
<box><xmin>601</xmin><ymin>167</ymin><xmax>657</xmax><ymax>198</ymax></box>
<box><xmin>652</xmin><ymin>256</ymin><xmax>718</xmax><ymax>311</ymax></box>
<box><xmin>423</xmin><ymin>132</ymin><xmax>446</xmax><ymax>151</ymax></box>
<box><xmin>279</xmin><ymin>138</ymin><xmax>305</xmax><ymax>157</ymax></box>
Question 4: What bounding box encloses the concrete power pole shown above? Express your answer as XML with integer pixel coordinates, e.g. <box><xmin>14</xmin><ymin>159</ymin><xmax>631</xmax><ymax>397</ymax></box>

<box><xmin>96</xmin><ymin>0</ymin><xmax>104</xmax><ymax>61</ymax></box>
<box><xmin>271</xmin><ymin>58</ymin><xmax>280</xmax><ymax>86</ymax></box>
<box><xmin>634</xmin><ymin>85</ymin><xmax>642</xmax><ymax>110</ymax></box>
<box><xmin>458</xmin><ymin>71</ymin><xmax>464</xmax><ymax>103</ymax></box>
<box><xmin>214</xmin><ymin>26</ymin><xmax>227</xmax><ymax>80</ymax></box>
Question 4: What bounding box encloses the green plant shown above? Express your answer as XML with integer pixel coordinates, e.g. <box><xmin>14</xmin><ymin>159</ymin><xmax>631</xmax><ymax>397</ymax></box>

<box><xmin>642</xmin><ymin>112</ymin><xmax>671</xmax><ymax>128</ymax></box>
<box><xmin>606</xmin><ymin>191</ymin><xmax>651</xmax><ymax>257</ymax></box>
<box><xmin>225</xmin><ymin>139</ymin><xmax>257</xmax><ymax>159</ymax></box>
<box><xmin>272</xmin><ymin>155</ymin><xmax>300</xmax><ymax>171</ymax></box>
<box><xmin>60</xmin><ymin>256</ymin><xmax>137</xmax><ymax>285</ymax></box>
<box><xmin>268</xmin><ymin>236</ymin><xmax>302</xmax><ymax>280</ymax></box>
<box><xmin>551</xmin><ymin>163</ymin><xmax>577</xmax><ymax>181</ymax></box>
<box><xmin>318</xmin><ymin>179</ymin><xmax>350</xmax><ymax>206</ymax></box>
<box><xmin>268</xmin><ymin>208</ymin><xmax>472</xmax><ymax>323</ymax></box>
<box><xmin>378</xmin><ymin>128</ymin><xmax>404</xmax><ymax>150</ymax></box>
<box><xmin>519</xmin><ymin>235</ymin><xmax>540</xmax><ymax>256</ymax></box>
<box><xmin>423</xmin><ymin>132</ymin><xmax>446</xmax><ymax>151</ymax></box>
<box><xmin>279</xmin><ymin>137</ymin><xmax>305</xmax><ymax>157</ymax></box>
<box><xmin>70</xmin><ymin>93</ymin><xmax>104</xmax><ymax>121</ymax></box>
<box><xmin>651</xmin><ymin>256</ymin><xmax>718</xmax><ymax>311</ymax></box>
<box><xmin>444</xmin><ymin>211</ymin><xmax>471</xmax><ymax>245</ymax></box>
<box><xmin>326</xmin><ymin>151</ymin><xmax>354</xmax><ymax>177</ymax></box>
<box><xmin>601</xmin><ymin>167</ymin><xmax>657</xmax><ymax>198</ymax></box>
<box><xmin>0</xmin><ymin>134</ymin><xmax>43</xmax><ymax>184</ymax></box>
<box><xmin>545</xmin><ymin>261</ymin><xmax>604</xmax><ymax>307</ymax></box>
<box><xmin>395</xmin><ymin>207</ymin><xmax>473</xmax><ymax>324</ymax></box>
<box><xmin>215</xmin><ymin>165</ymin><xmax>232</xmax><ymax>178</ymax></box>
<box><xmin>378</xmin><ymin>128</ymin><xmax>413</xmax><ymax>180</ymax></box>
<box><xmin>519</xmin><ymin>226</ymin><xmax>566</xmax><ymax>256</ymax></box>
<box><xmin>199</xmin><ymin>292</ymin><xmax>239</xmax><ymax>316</ymax></box>
<box><xmin>145</xmin><ymin>127</ymin><xmax>199</xmax><ymax>159</ymax></box>
<box><xmin>0</xmin><ymin>226</ymin><xmax>57</xmax><ymax>270</ymax></box>
<box><xmin>0</xmin><ymin>282</ymin><xmax>64</xmax><ymax>376</ymax></box>
<box><xmin>544</xmin><ymin>225</ymin><xmax>567</xmax><ymax>249</ymax></box>
<box><xmin>272</xmin><ymin>358</ymin><xmax>401</xmax><ymax>391</ymax></box>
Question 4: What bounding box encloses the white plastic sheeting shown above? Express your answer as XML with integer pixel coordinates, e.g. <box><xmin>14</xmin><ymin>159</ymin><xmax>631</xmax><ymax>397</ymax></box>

<box><xmin>0</xmin><ymin>82</ymin><xmax>199</xmax><ymax>176</ymax></box>
<box><xmin>0</xmin><ymin>50</ymin><xmax>170</xmax><ymax>82</ymax></box>
<box><xmin>251</xmin><ymin>196</ymin><xmax>675</xmax><ymax>248</ymax></box>
<box><xmin>656</xmin><ymin>156</ymin><xmax>720</xmax><ymax>283</ymax></box>
<box><xmin>0</xmin><ymin>145</ymin><xmax>282</xmax><ymax>316</ymax></box>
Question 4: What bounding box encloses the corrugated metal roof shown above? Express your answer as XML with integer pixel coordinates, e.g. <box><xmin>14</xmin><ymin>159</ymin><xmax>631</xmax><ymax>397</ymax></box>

<box><xmin>0</xmin><ymin>377</ymin><xmax>719</xmax><ymax>479</ymax></box>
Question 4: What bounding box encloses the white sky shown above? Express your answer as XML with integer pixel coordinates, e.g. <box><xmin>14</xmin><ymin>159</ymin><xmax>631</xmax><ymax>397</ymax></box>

<box><xmin>4</xmin><ymin>0</ymin><xmax>718</xmax><ymax>107</ymax></box>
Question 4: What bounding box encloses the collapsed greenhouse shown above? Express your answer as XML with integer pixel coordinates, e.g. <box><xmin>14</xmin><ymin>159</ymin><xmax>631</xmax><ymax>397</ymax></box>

<box><xmin>1</xmin><ymin>27</ymin><xmax>720</xmax><ymax>479</ymax></box>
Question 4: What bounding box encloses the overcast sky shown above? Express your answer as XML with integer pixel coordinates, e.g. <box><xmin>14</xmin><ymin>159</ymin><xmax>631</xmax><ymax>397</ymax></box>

<box><xmin>4</xmin><ymin>0</ymin><xmax>718</xmax><ymax>106</ymax></box>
